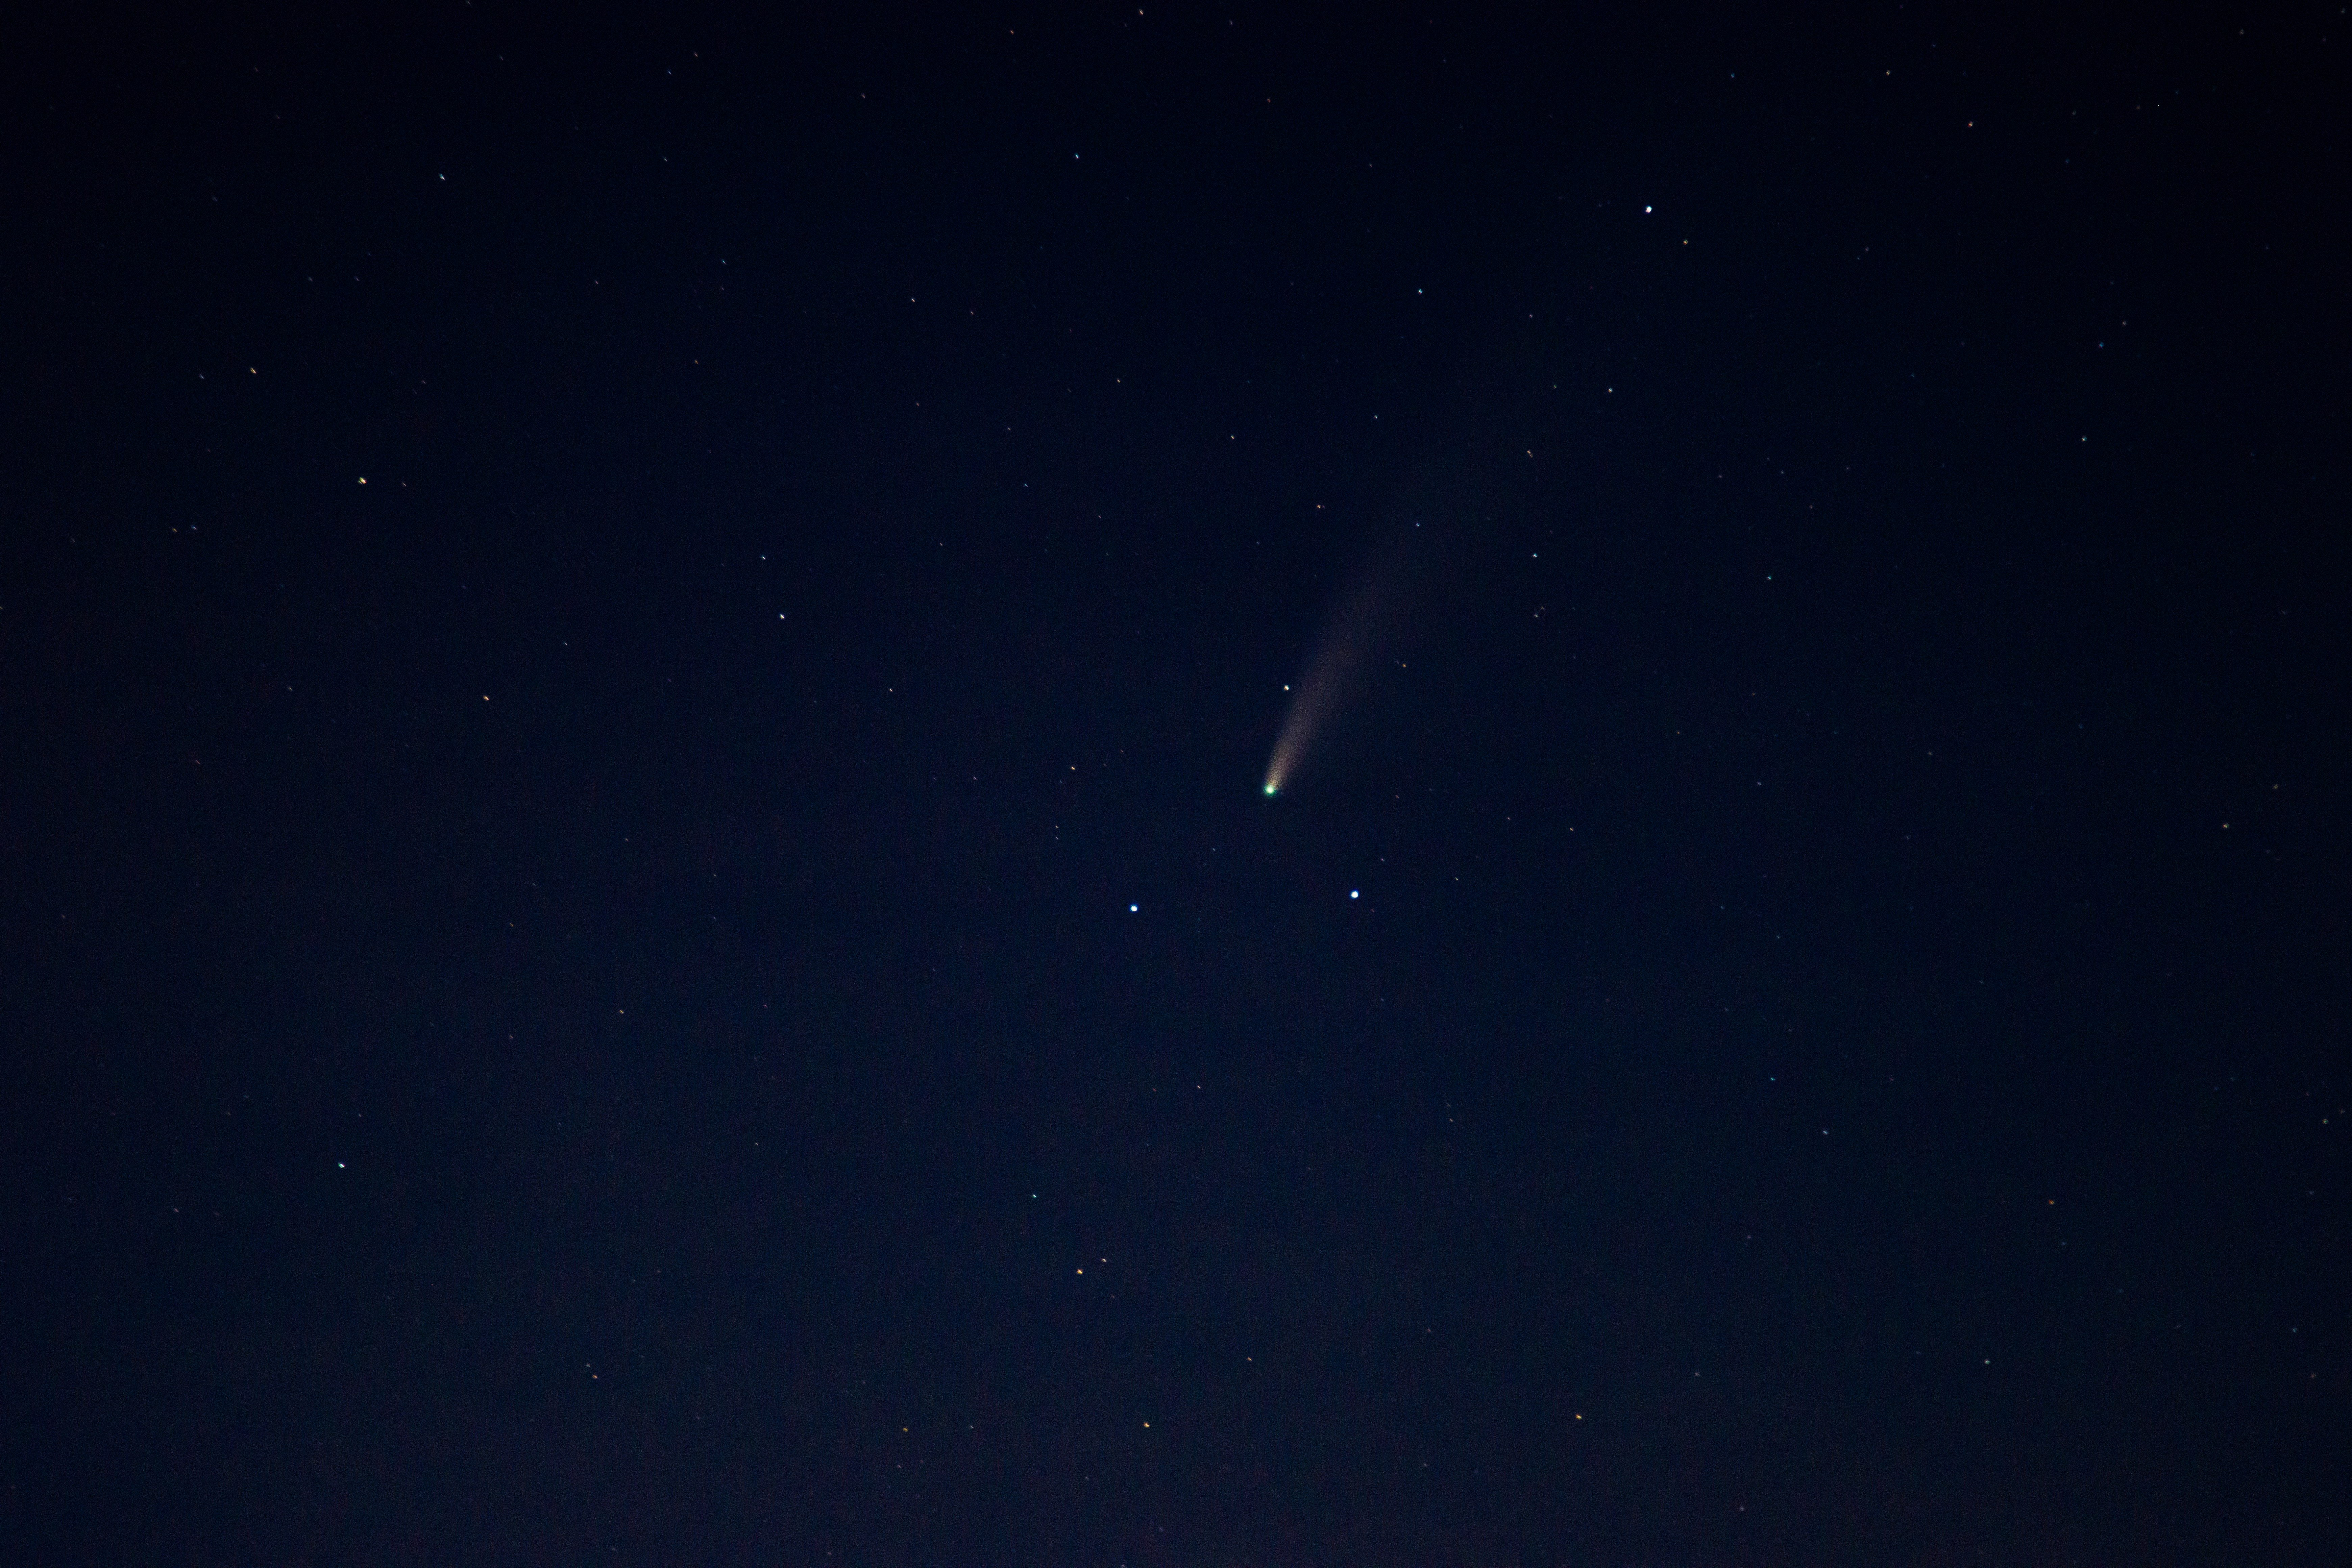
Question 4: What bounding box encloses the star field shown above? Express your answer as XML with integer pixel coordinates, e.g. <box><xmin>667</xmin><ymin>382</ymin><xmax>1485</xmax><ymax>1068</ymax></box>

<box><xmin>4</xmin><ymin>5</ymin><xmax>2348</xmax><ymax>1564</ymax></box>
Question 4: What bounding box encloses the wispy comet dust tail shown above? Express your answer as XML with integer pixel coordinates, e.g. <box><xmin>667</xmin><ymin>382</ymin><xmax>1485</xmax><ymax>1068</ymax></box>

<box><xmin>1263</xmin><ymin>560</ymin><xmax>1395</xmax><ymax>797</ymax></box>
<box><xmin>1263</xmin><ymin>659</ymin><xmax>1342</xmax><ymax>796</ymax></box>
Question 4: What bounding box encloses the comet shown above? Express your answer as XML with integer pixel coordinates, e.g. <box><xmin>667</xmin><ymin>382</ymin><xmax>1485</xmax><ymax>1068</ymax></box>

<box><xmin>1261</xmin><ymin>641</ymin><xmax>1350</xmax><ymax>797</ymax></box>
<box><xmin>1263</xmin><ymin>535</ymin><xmax>1407</xmax><ymax>797</ymax></box>
<box><xmin>1263</xmin><ymin>354</ymin><xmax>1548</xmax><ymax>796</ymax></box>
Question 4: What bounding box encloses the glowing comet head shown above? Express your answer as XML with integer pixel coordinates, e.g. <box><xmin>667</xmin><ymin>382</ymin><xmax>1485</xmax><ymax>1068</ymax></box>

<box><xmin>1263</xmin><ymin>780</ymin><xmax>1279</xmax><ymax>797</ymax></box>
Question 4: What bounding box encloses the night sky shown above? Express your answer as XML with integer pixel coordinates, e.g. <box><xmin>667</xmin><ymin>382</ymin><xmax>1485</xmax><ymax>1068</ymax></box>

<box><xmin>6</xmin><ymin>4</ymin><xmax>2348</xmax><ymax>1563</ymax></box>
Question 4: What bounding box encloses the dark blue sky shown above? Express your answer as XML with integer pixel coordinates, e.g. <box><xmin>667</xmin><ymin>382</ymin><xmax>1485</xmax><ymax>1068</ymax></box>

<box><xmin>5</xmin><ymin>4</ymin><xmax>2347</xmax><ymax>1562</ymax></box>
